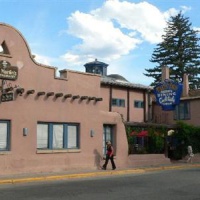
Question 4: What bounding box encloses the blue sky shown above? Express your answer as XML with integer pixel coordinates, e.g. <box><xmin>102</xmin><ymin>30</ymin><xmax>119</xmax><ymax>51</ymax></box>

<box><xmin>0</xmin><ymin>0</ymin><xmax>200</xmax><ymax>86</ymax></box>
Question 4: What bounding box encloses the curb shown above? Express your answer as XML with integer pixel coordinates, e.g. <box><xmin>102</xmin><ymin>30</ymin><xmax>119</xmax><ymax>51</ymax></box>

<box><xmin>0</xmin><ymin>169</ymin><xmax>145</xmax><ymax>185</ymax></box>
<box><xmin>0</xmin><ymin>164</ymin><xmax>200</xmax><ymax>185</ymax></box>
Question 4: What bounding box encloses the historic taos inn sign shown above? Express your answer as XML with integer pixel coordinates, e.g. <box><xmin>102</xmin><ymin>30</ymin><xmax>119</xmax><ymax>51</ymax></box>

<box><xmin>0</xmin><ymin>60</ymin><xmax>18</xmax><ymax>80</ymax></box>
<box><xmin>154</xmin><ymin>79</ymin><xmax>183</xmax><ymax>111</ymax></box>
<box><xmin>0</xmin><ymin>60</ymin><xmax>18</xmax><ymax>102</ymax></box>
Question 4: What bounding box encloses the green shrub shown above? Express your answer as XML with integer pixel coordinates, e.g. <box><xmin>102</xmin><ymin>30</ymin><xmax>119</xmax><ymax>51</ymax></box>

<box><xmin>126</xmin><ymin>125</ymin><xmax>166</xmax><ymax>154</ymax></box>
<box><xmin>172</xmin><ymin>121</ymin><xmax>200</xmax><ymax>159</ymax></box>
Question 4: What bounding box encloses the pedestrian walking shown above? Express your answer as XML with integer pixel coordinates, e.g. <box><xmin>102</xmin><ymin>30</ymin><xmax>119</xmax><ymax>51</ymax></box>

<box><xmin>102</xmin><ymin>141</ymin><xmax>116</xmax><ymax>170</ymax></box>
<box><xmin>187</xmin><ymin>145</ymin><xmax>194</xmax><ymax>163</ymax></box>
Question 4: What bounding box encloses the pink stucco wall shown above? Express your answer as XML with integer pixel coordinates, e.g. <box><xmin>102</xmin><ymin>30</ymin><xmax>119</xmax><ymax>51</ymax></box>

<box><xmin>111</xmin><ymin>87</ymin><xmax>128</xmax><ymax>120</ymax></box>
<box><xmin>0</xmin><ymin>23</ymin><xmax>129</xmax><ymax>175</ymax></box>
<box><xmin>129</xmin><ymin>90</ymin><xmax>145</xmax><ymax>122</ymax></box>
<box><xmin>99</xmin><ymin>86</ymin><xmax>110</xmax><ymax>111</ymax></box>
<box><xmin>100</xmin><ymin>86</ymin><xmax>150</xmax><ymax>122</ymax></box>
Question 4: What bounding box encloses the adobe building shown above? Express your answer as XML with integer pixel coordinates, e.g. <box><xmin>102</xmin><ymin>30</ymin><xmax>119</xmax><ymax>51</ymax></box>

<box><xmin>0</xmin><ymin>23</ymin><xmax>132</xmax><ymax>175</ymax></box>
<box><xmin>0</xmin><ymin>23</ymin><xmax>174</xmax><ymax>176</ymax></box>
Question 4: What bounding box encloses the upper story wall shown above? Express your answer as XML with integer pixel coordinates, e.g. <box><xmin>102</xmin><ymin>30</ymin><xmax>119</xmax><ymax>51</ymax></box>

<box><xmin>60</xmin><ymin>69</ymin><xmax>101</xmax><ymax>97</ymax></box>
<box><xmin>129</xmin><ymin>89</ymin><xmax>147</xmax><ymax>122</ymax></box>
<box><xmin>0</xmin><ymin>23</ymin><xmax>102</xmax><ymax>123</ymax></box>
<box><xmin>0</xmin><ymin>23</ymin><xmax>101</xmax><ymax>95</ymax></box>
<box><xmin>100</xmin><ymin>82</ymin><xmax>152</xmax><ymax>123</ymax></box>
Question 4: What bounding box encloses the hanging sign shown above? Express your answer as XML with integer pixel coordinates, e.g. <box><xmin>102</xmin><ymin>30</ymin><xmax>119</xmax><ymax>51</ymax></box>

<box><xmin>0</xmin><ymin>60</ymin><xmax>18</xmax><ymax>80</ymax></box>
<box><xmin>154</xmin><ymin>79</ymin><xmax>183</xmax><ymax>111</ymax></box>
<box><xmin>1</xmin><ymin>93</ymin><xmax>14</xmax><ymax>102</ymax></box>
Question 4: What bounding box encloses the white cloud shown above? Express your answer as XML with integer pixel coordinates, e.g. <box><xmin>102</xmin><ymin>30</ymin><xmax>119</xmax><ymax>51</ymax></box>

<box><xmin>92</xmin><ymin>0</ymin><xmax>166</xmax><ymax>43</ymax></box>
<box><xmin>66</xmin><ymin>10</ymin><xmax>141</xmax><ymax>61</ymax></box>
<box><xmin>33</xmin><ymin>53</ymin><xmax>53</xmax><ymax>66</ymax></box>
<box><xmin>61</xmin><ymin>52</ymin><xmax>81</xmax><ymax>64</ymax></box>
<box><xmin>180</xmin><ymin>6</ymin><xmax>191</xmax><ymax>13</ymax></box>
<box><xmin>194</xmin><ymin>27</ymin><xmax>200</xmax><ymax>33</ymax></box>
<box><xmin>62</xmin><ymin>0</ymin><xmax>169</xmax><ymax>67</ymax></box>
<box><xmin>61</xmin><ymin>52</ymin><xmax>94</xmax><ymax>66</ymax></box>
<box><xmin>163</xmin><ymin>8</ymin><xmax>179</xmax><ymax>20</ymax></box>
<box><xmin>163</xmin><ymin>6</ymin><xmax>191</xmax><ymax>21</ymax></box>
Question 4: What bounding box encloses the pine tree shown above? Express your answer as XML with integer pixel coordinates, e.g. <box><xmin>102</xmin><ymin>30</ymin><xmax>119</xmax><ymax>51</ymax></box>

<box><xmin>144</xmin><ymin>12</ymin><xmax>200</xmax><ymax>89</ymax></box>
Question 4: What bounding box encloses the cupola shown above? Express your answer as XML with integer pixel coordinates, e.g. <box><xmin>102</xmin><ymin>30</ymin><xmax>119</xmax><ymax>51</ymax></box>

<box><xmin>84</xmin><ymin>59</ymin><xmax>108</xmax><ymax>76</ymax></box>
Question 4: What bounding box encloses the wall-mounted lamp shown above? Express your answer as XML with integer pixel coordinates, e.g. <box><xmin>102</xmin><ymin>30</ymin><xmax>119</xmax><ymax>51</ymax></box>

<box><xmin>90</xmin><ymin>129</ymin><xmax>95</xmax><ymax>137</ymax></box>
<box><xmin>23</xmin><ymin>128</ymin><xmax>28</xmax><ymax>136</ymax></box>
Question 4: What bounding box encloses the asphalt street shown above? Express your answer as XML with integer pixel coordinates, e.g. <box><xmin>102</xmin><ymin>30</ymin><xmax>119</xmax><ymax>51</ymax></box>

<box><xmin>0</xmin><ymin>163</ymin><xmax>200</xmax><ymax>184</ymax></box>
<box><xmin>0</xmin><ymin>166</ymin><xmax>200</xmax><ymax>200</ymax></box>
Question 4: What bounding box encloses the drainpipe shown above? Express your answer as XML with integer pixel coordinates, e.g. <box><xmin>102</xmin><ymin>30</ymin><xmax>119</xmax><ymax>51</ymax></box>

<box><xmin>127</xmin><ymin>89</ymin><xmax>130</xmax><ymax>121</ymax></box>
<box><xmin>109</xmin><ymin>85</ymin><xmax>112</xmax><ymax>112</ymax></box>
<box><xmin>147</xmin><ymin>89</ymin><xmax>152</xmax><ymax>122</ymax></box>
<box><xmin>143</xmin><ymin>90</ymin><xmax>146</xmax><ymax>122</ymax></box>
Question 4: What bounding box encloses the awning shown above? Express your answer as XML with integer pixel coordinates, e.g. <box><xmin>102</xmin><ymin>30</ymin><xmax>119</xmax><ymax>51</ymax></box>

<box><xmin>137</xmin><ymin>130</ymin><xmax>148</xmax><ymax>137</ymax></box>
<box><xmin>130</xmin><ymin>130</ymin><xmax>148</xmax><ymax>137</ymax></box>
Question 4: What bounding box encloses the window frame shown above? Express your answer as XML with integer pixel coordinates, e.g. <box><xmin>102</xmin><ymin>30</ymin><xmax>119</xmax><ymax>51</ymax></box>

<box><xmin>112</xmin><ymin>98</ymin><xmax>125</xmax><ymax>107</ymax></box>
<box><xmin>37</xmin><ymin>122</ymin><xmax>80</xmax><ymax>150</ymax></box>
<box><xmin>174</xmin><ymin>101</ymin><xmax>190</xmax><ymax>120</ymax></box>
<box><xmin>134</xmin><ymin>100</ymin><xmax>144</xmax><ymax>108</ymax></box>
<box><xmin>103</xmin><ymin>124</ymin><xmax>115</xmax><ymax>155</ymax></box>
<box><xmin>0</xmin><ymin>120</ymin><xmax>11</xmax><ymax>151</ymax></box>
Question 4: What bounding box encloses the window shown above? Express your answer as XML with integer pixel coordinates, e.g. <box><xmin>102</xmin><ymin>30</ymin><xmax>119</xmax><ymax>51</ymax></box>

<box><xmin>37</xmin><ymin>122</ymin><xmax>79</xmax><ymax>150</ymax></box>
<box><xmin>174</xmin><ymin>101</ymin><xmax>190</xmax><ymax>120</ymax></box>
<box><xmin>67</xmin><ymin>125</ymin><xmax>78</xmax><ymax>148</ymax></box>
<box><xmin>53</xmin><ymin>124</ymin><xmax>63</xmax><ymax>149</ymax></box>
<box><xmin>0</xmin><ymin>41</ymin><xmax>10</xmax><ymax>55</ymax></box>
<box><xmin>103</xmin><ymin>125</ymin><xmax>114</xmax><ymax>155</ymax></box>
<box><xmin>112</xmin><ymin>98</ymin><xmax>125</xmax><ymax>107</ymax></box>
<box><xmin>37</xmin><ymin>124</ymin><xmax>48</xmax><ymax>149</ymax></box>
<box><xmin>134</xmin><ymin>100</ymin><xmax>144</xmax><ymax>108</ymax></box>
<box><xmin>0</xmin><ymin>120</ymin><xmax>10</xmax><ymax>151</ymax></box>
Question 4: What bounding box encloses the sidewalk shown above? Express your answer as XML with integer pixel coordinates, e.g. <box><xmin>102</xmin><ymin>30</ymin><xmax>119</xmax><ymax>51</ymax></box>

<box><xmin>0</xmin><ymin>161</ymin><xmax>200</xmax><ymax>185</ymax></box>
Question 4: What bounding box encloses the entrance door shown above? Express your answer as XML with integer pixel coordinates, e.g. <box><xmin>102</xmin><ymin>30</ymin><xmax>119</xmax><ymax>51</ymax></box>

<box><xmin>103</xmin><ymin>125</ymin><xmax>114</xmax><ymax>155</ymax></box>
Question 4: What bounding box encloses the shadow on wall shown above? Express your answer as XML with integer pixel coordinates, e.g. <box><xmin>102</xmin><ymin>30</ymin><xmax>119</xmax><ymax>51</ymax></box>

<box><xmin>94</xmin><ymin>149</ymin><xmax>104</xmax><ymax>169</ymax></box>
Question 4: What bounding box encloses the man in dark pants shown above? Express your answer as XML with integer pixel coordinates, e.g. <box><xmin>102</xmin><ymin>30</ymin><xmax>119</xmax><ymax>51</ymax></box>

<box><xmin>102</xmin><ymin>141</ymin><xmax>116</xmax><ymax>170</ymax></box>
